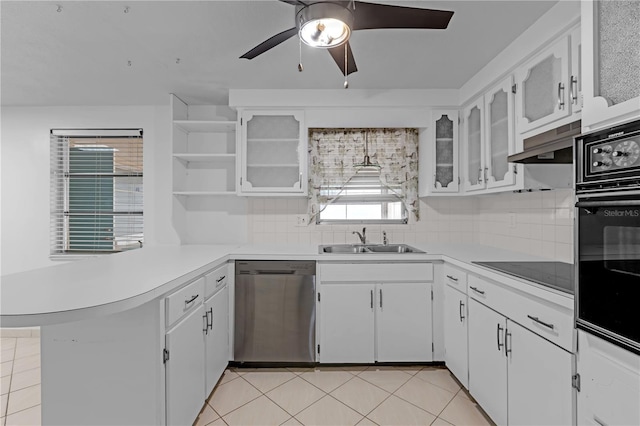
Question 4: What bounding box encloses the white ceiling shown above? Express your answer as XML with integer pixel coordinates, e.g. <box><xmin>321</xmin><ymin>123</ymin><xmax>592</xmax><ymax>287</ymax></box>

<box><xmin>1</xmin><ymin>0</ymin><xmax>558</xmax><ymax>106</ymax></box>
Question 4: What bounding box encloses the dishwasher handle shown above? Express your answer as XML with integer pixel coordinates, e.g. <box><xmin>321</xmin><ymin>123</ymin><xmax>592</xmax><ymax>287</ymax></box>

<box><xmin>253</xmin><ymin>270</ymin><xmax>297</xmax><ymax>275</ymax></box>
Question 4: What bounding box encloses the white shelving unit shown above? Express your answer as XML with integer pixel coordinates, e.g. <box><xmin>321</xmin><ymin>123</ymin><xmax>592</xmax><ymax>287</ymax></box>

<box><xmin>171</xmin><ymin>95</ymin><xmax>238</xmax><ymax>196</ymax></box>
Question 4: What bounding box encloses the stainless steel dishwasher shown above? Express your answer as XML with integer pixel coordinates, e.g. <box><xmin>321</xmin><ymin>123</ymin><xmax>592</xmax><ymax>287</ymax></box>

<box><xmin>234</xmin><ymin>260</ymin><xmax>316</xmax><ymax>363</ymax></box>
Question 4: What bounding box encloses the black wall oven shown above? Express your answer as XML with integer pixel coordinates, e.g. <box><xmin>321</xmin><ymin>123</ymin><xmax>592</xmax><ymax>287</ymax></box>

<box><xmin>575</xmin><ymin>119</ymin><xmax>640</xmax><ymax>355</ymax></box>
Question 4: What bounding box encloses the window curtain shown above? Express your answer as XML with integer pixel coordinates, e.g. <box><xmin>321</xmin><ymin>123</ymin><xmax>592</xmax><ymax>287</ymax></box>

<box><xmin>307</xmin><ymin>128</ymin><xmax>419</xmax><ymax>221</ymax></box>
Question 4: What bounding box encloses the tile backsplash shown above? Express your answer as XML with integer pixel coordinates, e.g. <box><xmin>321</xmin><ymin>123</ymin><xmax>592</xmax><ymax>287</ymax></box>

<box><xmin>247</xmin><ymin>189</ymin><xmax>575</xmax><ymax>263</ymax></box>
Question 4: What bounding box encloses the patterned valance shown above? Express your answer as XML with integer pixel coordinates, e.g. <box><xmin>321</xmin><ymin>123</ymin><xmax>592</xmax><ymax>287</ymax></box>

<box><xmin>307</xmin><ymin>128</ymin><xmax>419</xmax><ymax>222</ymax></box>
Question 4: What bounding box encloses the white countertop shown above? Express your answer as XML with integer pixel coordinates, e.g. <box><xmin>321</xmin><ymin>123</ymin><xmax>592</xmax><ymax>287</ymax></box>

<box><xmin>0</xmin><ymin>245</ymin><xmax>235</xmax><ymax>327</ymax></box>
<box><xmin>0</xmin><ymin>242</ymin><xmax>573</xmax><ymax>327</ymax></box>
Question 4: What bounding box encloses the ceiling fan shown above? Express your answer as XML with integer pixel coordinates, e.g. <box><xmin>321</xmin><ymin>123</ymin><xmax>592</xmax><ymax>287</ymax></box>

<box><xmin>240</xmin><ymin>0</ymin><xmax>454</xmax><ymax>79</ymax></box>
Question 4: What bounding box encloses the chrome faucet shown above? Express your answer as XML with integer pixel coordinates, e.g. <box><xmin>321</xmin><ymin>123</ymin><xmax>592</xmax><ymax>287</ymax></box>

<box><xmin>352</xmin><ymin>227</ymin><xmax>367</xmax><ymax>244</ymax></box>
<box><xmin>382</xmin><ymin>231</ymin><xmax>388</xmax><ymax>246</ymax></box>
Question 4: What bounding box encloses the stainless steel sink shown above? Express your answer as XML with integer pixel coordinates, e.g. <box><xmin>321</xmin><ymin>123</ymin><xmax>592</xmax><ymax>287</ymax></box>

<box><xmin>319</xmin><ymin>244</ymin><xmax>424</xmax><ymax>254</ymax></box>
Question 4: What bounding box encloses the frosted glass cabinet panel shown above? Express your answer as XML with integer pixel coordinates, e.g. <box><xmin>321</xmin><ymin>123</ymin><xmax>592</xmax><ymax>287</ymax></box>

<box><xmin>430</xmin><ymin>110</ymin><xmax>459</xmax><ymax>193</ymax></box>
<box><xmin>515</xmin><ymin>36</ymin><xmax>571</xmax><ymax>133</ymax></box>
<box><xmin>463</xmin><ymin>99</ymin><xmax>485</xmax><ymax>192</ymax></box>
<box><xmin>582</xmin><ymin>1</ymin><xmax>640</xmax><ymax>131</ymax></box>
<box><xmin>484</xmin><ymin>77</ymin><xmax>517</xmax><ymax>190</ymax></box>
<box><xmin>239</xmin><ymin>110</ymin><xmax>307</xmax><ymax>195</ymax></box>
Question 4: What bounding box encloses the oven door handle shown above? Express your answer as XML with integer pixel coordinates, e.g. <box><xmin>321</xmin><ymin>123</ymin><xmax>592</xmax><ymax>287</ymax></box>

<box><xmin>576</xmin><ymin>200</ymin><xmax>640</xmax><ymax>208</ymax></box>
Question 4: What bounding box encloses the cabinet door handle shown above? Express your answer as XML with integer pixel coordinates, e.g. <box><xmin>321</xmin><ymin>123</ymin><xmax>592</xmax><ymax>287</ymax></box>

<box><xmin>370</xmin><ymin>290</ymin><xmax>373</xmax><ymax>309</ymax></box>
<box><xmin>505</xmin><ymin>329</ymin><xmax>512</xmax><ymax>357</ymax></box>
<box><xmin>478</xmin><ymin>168</ymin><xmax>484</xmax><ymax>182</ymax></box>
<box><xmin>434</xmin><ymin>174</ymin><xmax>437</xmax><ymax>189</ymax></box>
<box><xmin>497</xmin><ymin>323</ymin><xmax>504</xmax><ymax>351</ymax></box>
<box><xmin>185</xmin><ymin>294</ymin><xmax>199</xmax><ymax>307</ymax></box>
<box><xmin>557</xmin><ymin>82</ymin><xmax>565</xmax><ymax>109</ymax></box>
<box><xmin>484</xmin><ymin>167</ymin><xmax>488</xmax><ymax>183</ymax></box>
<box><xmin>446</xmin><ymin>274</ymin><xmax>458</xmax><ymax>282</ymax></box>
<box><xmin>379</xmin><ymin>289</ymin><xmax>383</xmax><ymax>308</ymax></box>
<box><xmin>470</xmin><ymin>286</ymin><xmax>485</xmax><ymax>295</ymax></box>
<box><xmin>459</xmin><ymin>300</ymin><xmax>465</xmax><ymax>322</ymax></box>
<box><xmin>207</xmin><ymin>307</ymin><xmax>213</xmax><ymax>331</ymax></box>
<box><xmin>299</xmin><ymin>173</ymin><xmax>303</xmax><ymax>189</ymax></box>
<box><xmin>203</xmin><ymin>312</ymin><xmax>209</xmax><ymax>334</ymax></box>
<box><xmin>570</xmin><ymin>76</ymin><xmax>578</xmax><ymax>104</ymax></box>
<box><xmin>527</xmin><ymin>314</ymin><xmax>555</xmax><ymax>330</ymax></box>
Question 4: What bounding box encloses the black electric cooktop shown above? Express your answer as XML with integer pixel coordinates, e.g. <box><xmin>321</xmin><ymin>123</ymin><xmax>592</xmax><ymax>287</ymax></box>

<box><xmin>472</xmin><ymin>261</ymin><xmax>574</xmax><ymax>294</ymax></box>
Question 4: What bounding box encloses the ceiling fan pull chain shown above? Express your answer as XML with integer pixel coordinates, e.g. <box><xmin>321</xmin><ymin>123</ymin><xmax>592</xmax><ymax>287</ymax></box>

<box><xmin>298</xmin><ymin>37</ymin><xmax>304</xmax><ymax>72</ymax></box>
<box><xmin>344</xmin><ymin>44</ymin><xmax>349</xmax><ymax>89</ymax></box>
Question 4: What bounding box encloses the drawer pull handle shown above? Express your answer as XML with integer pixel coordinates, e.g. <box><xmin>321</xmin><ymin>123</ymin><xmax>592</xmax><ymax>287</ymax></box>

<box><xmin>470</xmin><ymin>286</ymin><xmax>485</xmax><ymax>295</ymax></box>
<box><xmin>446</xmin><ymin>275</ymin><xmax>458</xmax><ymax>282</ymax></box>
<box><xmin>459</xmin><ymin>300</ymin><xmax>465</xmax><ymax>322</ymax></box>
<box><xmin>497</xmin><ymin>323</ymin><xmax>504</xmax><ymax>351</ymax></box>
<box><xmin>216</xmin><ymin>275</ymin><xmax>226</xmax><ymax>283</ymax></box>
<box><xmin>527</xmin><ymin>315</ymin><xmax>555</xmax><ymax>330</ymax></box>
<box><xmin>184</xmin><ymin>294</ymin><xmax>199</xmax><ymax>306</ymax></box>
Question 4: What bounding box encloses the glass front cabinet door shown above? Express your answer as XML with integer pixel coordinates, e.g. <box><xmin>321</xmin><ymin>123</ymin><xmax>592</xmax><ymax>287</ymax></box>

<box><xmin>515</xmin><ymin>35</ymin><xmax>571</xmax><ymax>134</ymax></box>
<box><xmin>430</xmin><ymin>110</ymin><xmax>459</xmax><ymax>193</ymax></box>
<box><xmin>239</xmin><ymin>110</ymin><xmax>307</xmax><ymax>195</ymax></box>
<box><xmin>484</xmin><ymin>76</ymin><xmax>517</xmax><ymax>190</ymax></box>
<box><xmin>462</xmin><ymin>98</ymin><xmax>485</xmax><ymax>193</ymax></box>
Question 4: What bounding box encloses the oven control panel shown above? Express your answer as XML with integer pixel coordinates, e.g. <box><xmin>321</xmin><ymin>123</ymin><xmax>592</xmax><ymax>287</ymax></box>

<box><xmin>578</xmin><ymin>120</ymin><xmax>640</xmax><ymax>187</ymax></box>
<box><xmin>588</xmin><ymin>138</ymin><xmax>640</xmax><ymax>173</ymax></box>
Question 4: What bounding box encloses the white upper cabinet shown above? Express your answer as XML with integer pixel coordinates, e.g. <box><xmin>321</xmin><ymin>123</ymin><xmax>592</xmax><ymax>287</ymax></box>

<box><xmin>581</xmin><ymin>0</ymin><xmax>640</xmax><ymax>131</ymax></box>
<box><xmin>462</xmin><ymin>77</ymin><xmax>517</xmax><ymax>195</ymax></box>
<box><xmin>515</xmin><ymin>35</ymin><xmax>573</xmax><ymax>134</ymax></box>
<box><xmin>420</xmin><ymin>110</ymin><xmax>460</xmax><ymax>195</ymax></box>
<box><xmin>239</xmin><ymin>110</ymin><xmax>307</xmax><ymax>196</ymax></box>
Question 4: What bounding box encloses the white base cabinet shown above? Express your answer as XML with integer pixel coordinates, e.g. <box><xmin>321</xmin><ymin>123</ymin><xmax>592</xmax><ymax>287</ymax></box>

<box><xmin>468</xmin><ymin>299</ymin><xmax>572</xmax><ymax>426</ymax></box>
<box><xmin>318</xmin><ymin>262</ymin><xmax>433</xmax><ymax>364</ymax></box>
<box><xmin>204</xmin><ymin>285</ymin><xmax>229</xmax><ymax>396</ymax></box>
<box><xmin>443</xmin><ymin>283</ymin><xmax>468</xmax><ymax>388</ymax></box>
<box><xmin>319</xmin><ymin>284</ymin><xmax>375</xmax><ymax>363</ymax></box>
<box><xmin>468</xmin><ymin>298</ymin><xmax>508</xmax><ymax>426</ymax></box>
<box><xmin>576</xmin><ymin>330</ymin><xmax>640</xmax><ymax>426</ymax></box>
<box><xmin>165</xmin><ymin>306</ymin><xmax>206</xmax><ymax>426</ymax></box>
<box><xmin>376</xmin><ymin>283</ymin><xmax>432</xmax><ymax>362</ymax></box>
<box><xmin>507</xmin><ymin>320</ymin><xmax>572</xmax><ymax>426</ymax></box>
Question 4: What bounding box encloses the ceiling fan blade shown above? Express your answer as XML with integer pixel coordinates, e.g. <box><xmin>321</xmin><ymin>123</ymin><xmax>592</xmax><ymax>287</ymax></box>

<box><xmin>352</xmin><ymin>1</ymin><xmax>454</xmax><ymax>30</ymax></box>
<box><xmin>278</xmin><ymin>0</ymin><xmax>308</xmax><ymax>5</ymax></box>
<box><xmin>240</xmin><ymin>27</ymin><xmax>298</xmax><ymax>60</ymax></box>
<box><xmin>328</xmin><ymin>42</ymin><xmax>358</xmax><ymax>76</ymax></box>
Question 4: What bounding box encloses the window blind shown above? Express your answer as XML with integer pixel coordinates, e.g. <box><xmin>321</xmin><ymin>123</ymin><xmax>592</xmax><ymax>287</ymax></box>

<box><xmin>50</xmin><ymin>129</ymin><xmax>143</xmax><ymax>257</ymax></box>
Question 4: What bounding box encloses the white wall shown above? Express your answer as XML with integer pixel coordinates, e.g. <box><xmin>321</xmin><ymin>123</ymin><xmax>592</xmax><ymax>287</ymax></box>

<box><xmin>1</xmin><ymin>105</ymin><xmax>179</xmax><ymax>275</ymax></box>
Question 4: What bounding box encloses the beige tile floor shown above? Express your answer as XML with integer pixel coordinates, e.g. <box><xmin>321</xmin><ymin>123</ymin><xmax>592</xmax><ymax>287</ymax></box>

<box><xmin>198</xmin><ymin>366</ymin><xmax>494</xmax><ymax>426</ymax></box>
<box><xmin>0</xmin><ymin>337</ymin><xmax>493</xmax><ymax>426</ymax></box>
<box><xmin>1</xmin><ymin>337</ymin><xmax>42</xmax><ymax>426</ymax></box>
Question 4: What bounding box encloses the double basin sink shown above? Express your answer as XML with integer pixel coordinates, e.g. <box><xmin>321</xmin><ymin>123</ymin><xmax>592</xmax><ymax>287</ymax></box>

<box><xmin>319</xmin><ymin>244</ymin><xmax>424</xmax><ymax>254</ymax></box>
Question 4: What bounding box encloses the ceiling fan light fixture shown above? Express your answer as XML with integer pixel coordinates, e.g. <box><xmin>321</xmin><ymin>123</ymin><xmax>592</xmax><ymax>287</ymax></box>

<box><xmin>297</xmin><ymin>3</ymin><xmax>353</xmax><ymax>48</ymax></box>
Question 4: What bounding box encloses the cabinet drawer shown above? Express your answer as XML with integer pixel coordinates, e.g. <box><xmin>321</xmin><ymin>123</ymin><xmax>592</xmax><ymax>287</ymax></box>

<box><xmin>205</xmin><ymin>265</ymin><xmax>228</xmax><ymax>299</ymax></box>
<box><xmin>443</xmin><ymin>263</ymin><xmax>468</xmax><ymax>292</ymax></box>
<box><xmin>468</xmin><ymin>274</ymin><xmax>573</xmax><ymax>351</ymax></box>
<box><xmin>166</xmin><ymin>277</ymin><xmax>205</xmax><ymax>327</ymax></box>
<box><xmin>320</xmin><ymin>262</ymin><xmax>433</xmax><ymax>283</ymax></box>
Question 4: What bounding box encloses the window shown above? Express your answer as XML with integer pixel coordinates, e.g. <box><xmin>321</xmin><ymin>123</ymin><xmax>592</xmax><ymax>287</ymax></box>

<box><xmin>308</xmin><ymin>128</ymin><xmax>419</xmax><ymax>224</ymax></box>
<box><xmin>50</xmin><ymin>129</ymin><xmax>143</xmax><ymax>257</ymax></box>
